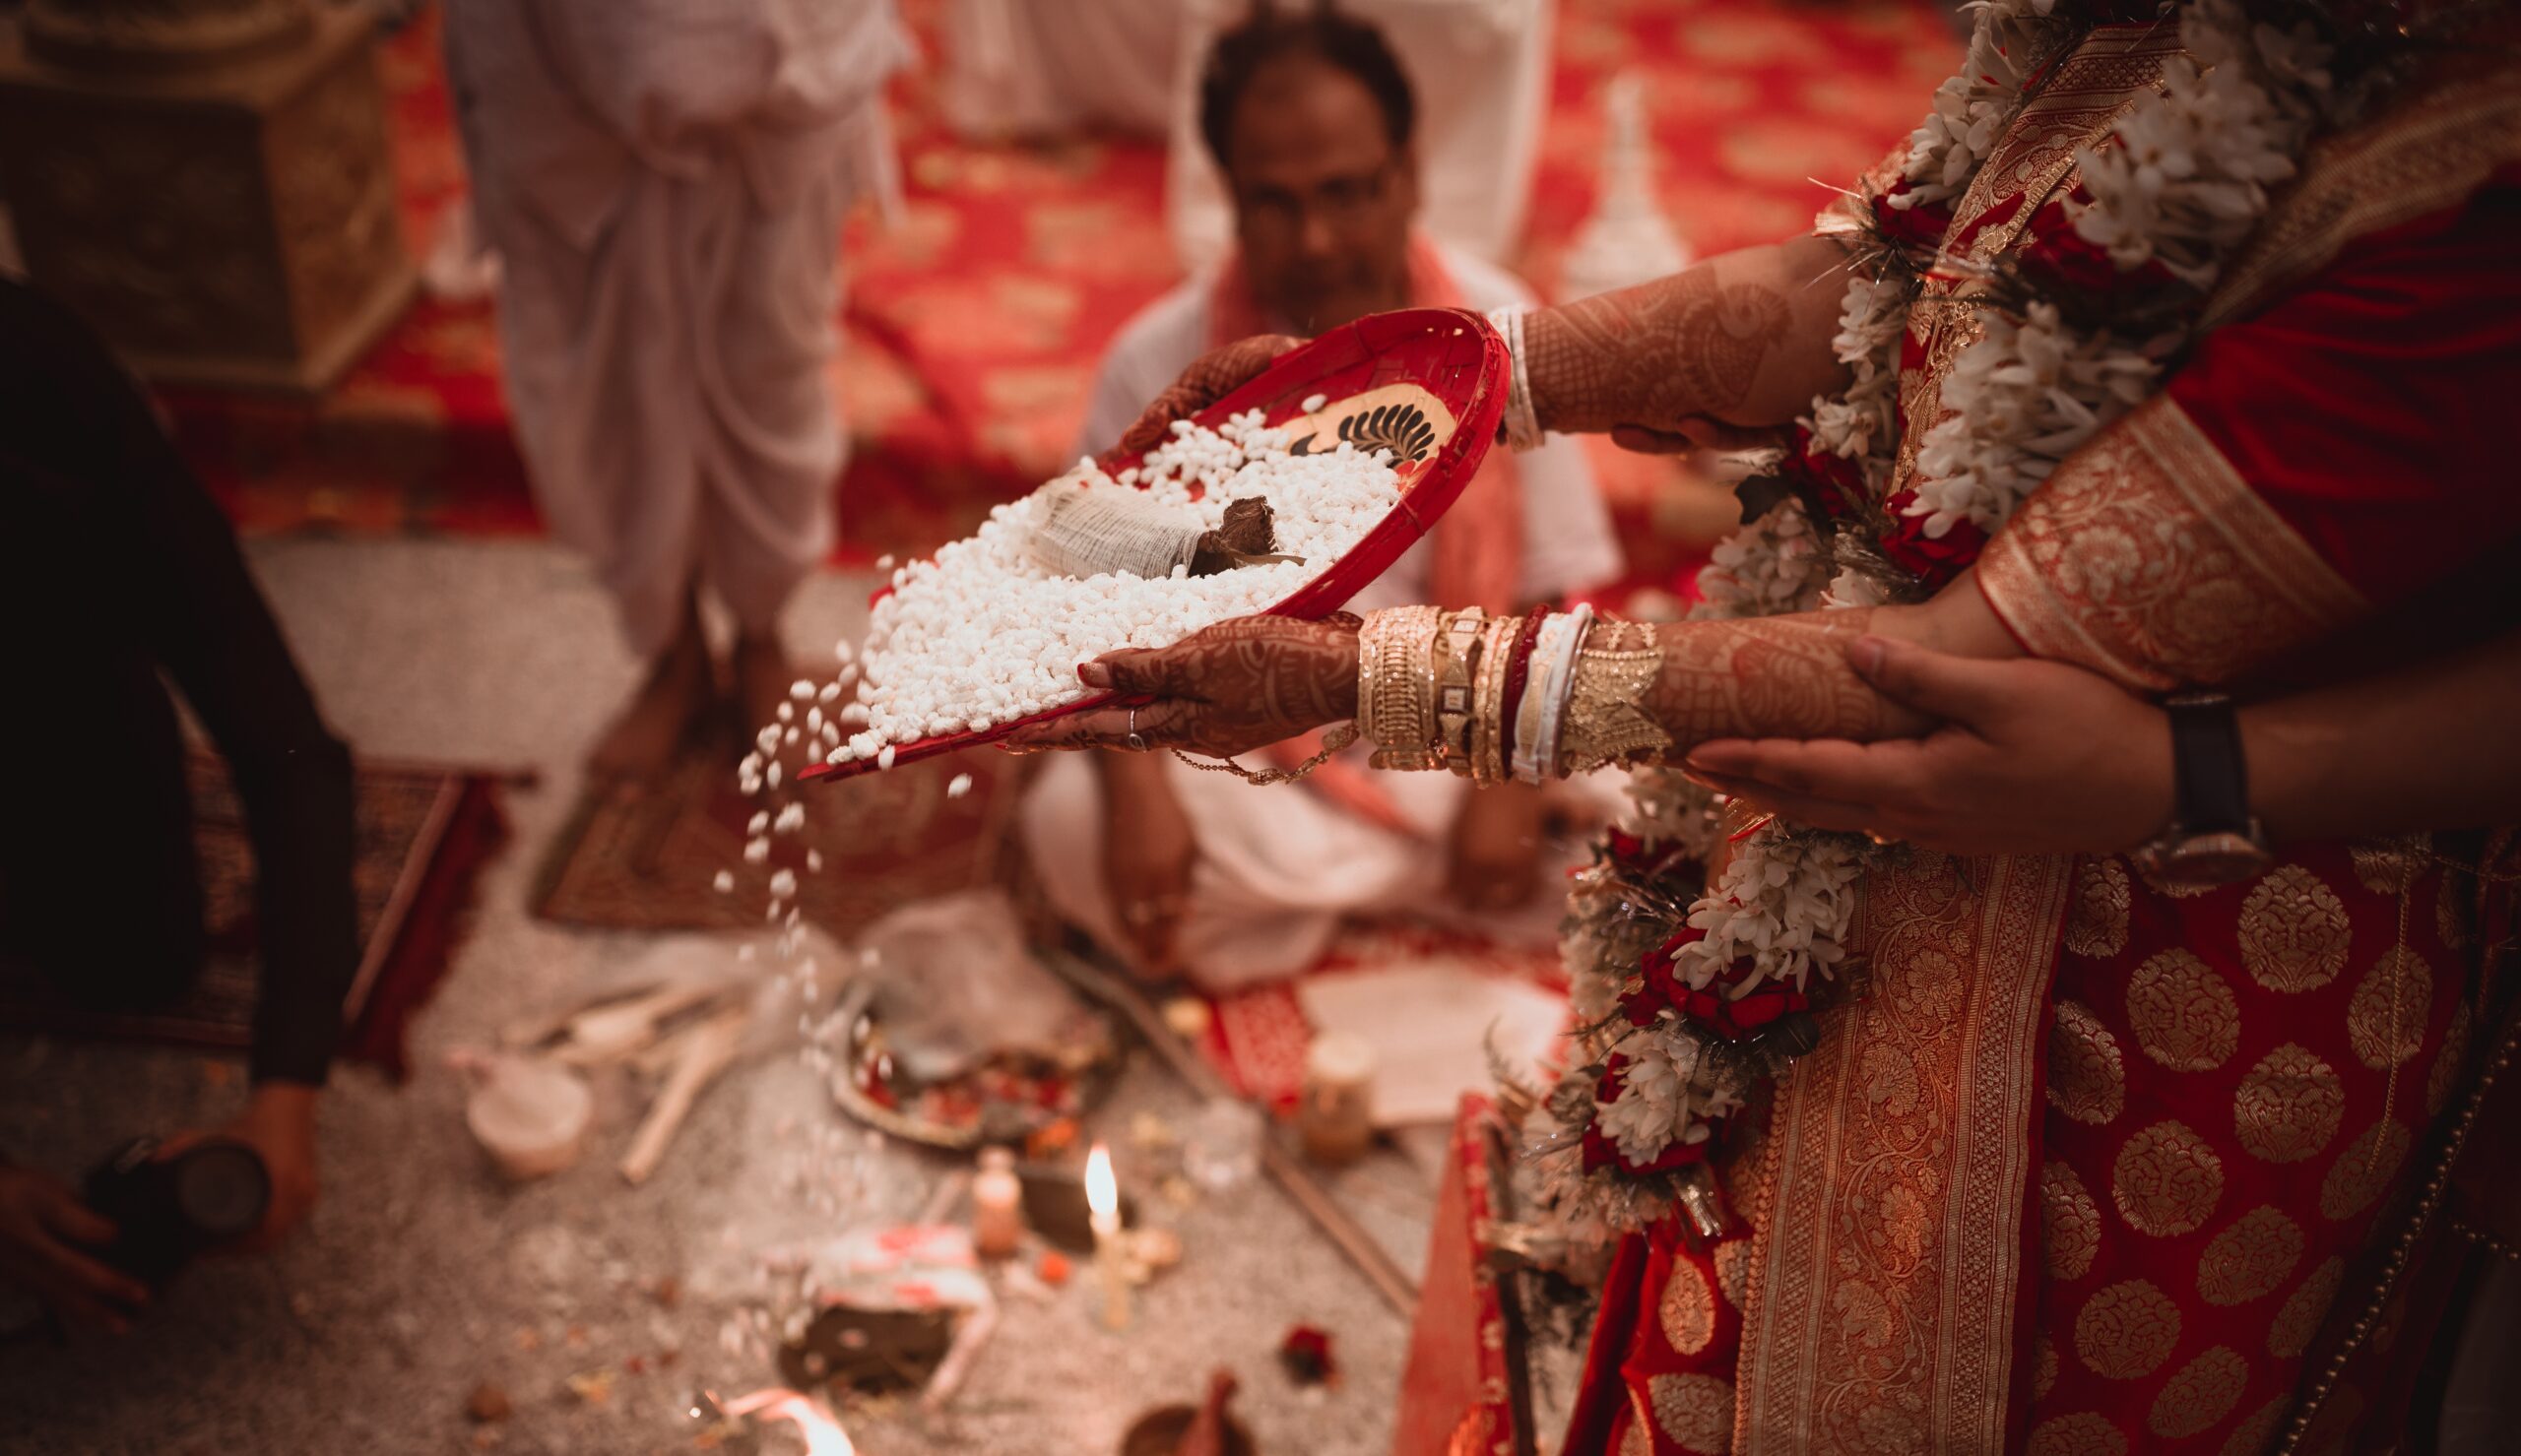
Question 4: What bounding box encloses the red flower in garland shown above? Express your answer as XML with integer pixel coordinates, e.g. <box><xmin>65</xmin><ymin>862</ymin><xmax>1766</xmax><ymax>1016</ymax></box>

<box><xmin>1871</xmin><ymin>183</ymin><xmax>1955</xmax><ymax>253</ymax></box>
<box><xmin>1787</xmin><ymin>424</ymin><xmax>1869</xmax><ymax>524</ymax></box>
<box><xmin>2018</xmin><ymin>191</ymin><xmax>2177</xmax><ymax>304</ymax></box>
<box><xmin>1680</xmin><ymin>985</ymin><xmax>1811</xmax><ymax>1042</ymax></box>
<box><xmin>1582</xmin><ymin>1052</ymin><xmax>1714</xmax><ymax>1175</ymax></box>
<box><xmin>1636</xmin><ymin>927</ymin><xmax>1702</xmax><ymax>1023</ymax></box>
<box><xmin>1877</xmin><ymin>488</ymin><xmax>1990</xmax><ymax>587</ymax></box>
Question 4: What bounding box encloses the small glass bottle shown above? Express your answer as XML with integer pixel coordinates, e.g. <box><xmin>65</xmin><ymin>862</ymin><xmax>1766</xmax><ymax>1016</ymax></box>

<box><xmin>1297</xmin><ymin>1033</ymin><xmax>1377</xmax><ymax>1167</ymax></box>
<box><xmin>971</xmin><ymin>1146</ymin><xmax>1024</xmax><ymax>1259</ymax></box>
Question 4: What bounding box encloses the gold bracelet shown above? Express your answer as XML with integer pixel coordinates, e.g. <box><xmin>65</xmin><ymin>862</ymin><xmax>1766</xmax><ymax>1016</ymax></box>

<box><xmin>1359</xmin><ymin>605</ymin><xmax>1443</xmax><ymax>771</ymax></box>
<box><xmin>1557</xmin><ymin>617</ymin><xmax>1672</xmax><ymax>775</ymax></box>
<box><xmin>1468</xmin><ymin>617</ymin><xmax>1517</xmax><ymax>787</ymax></box>
<box><xmin>1433</xmin><ymin>607</ymin><xmax>1488</xmax><ymax>774</ymax></box>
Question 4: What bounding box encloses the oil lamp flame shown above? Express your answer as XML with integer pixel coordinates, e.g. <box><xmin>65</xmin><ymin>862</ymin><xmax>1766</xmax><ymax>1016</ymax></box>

<box><xmin>724</xmin><ymin>1387</ymin><xmax>856</xmax><ymax>1456</ymax></box>
<box><xmin>1084</xmin><ymin>1142</ymin><xmax>1119</xmax><ymax>1229</ymax></box>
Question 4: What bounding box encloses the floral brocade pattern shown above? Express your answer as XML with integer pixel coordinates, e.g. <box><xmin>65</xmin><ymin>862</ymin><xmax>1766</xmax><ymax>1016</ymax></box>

<box><xmin>2029</xmin><ymin>838</ymin><xmax>2465</xmax><ymax>1447</ymax></box>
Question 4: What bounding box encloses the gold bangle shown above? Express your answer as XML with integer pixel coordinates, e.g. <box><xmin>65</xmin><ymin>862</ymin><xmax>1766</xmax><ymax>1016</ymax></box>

<box><xmin>1433</xmin><ymin>607</ymin><xmax>1488</xmax><ymax>775</ymax></box>
<box><xmin>1360</xmin><ymin>605</ymin><xmax>1443</xmax><ymax>771</ymax></box>
<box><xmin>1557</xmin><ymin>617</ymin><xmax>1672</xmax><ymax>775</ymax></box>
<box><xmin>1469</xmin><ymin>617</ymin><xmax>1517</xmax><ymax>787</ymax></box>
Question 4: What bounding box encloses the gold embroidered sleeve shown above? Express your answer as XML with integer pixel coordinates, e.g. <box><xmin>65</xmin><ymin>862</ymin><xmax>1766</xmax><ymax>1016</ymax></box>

<box><xmin>1975</xmin><ymin>396</ymin><xmax>2368</xmax><ymax>692</ymax></box>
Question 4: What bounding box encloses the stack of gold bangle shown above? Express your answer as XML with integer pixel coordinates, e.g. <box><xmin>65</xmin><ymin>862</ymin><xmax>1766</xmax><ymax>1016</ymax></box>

<box><xmin>1356</xmin><ymin>604</ymin><xmax>1661</xmax><ymax>781</ymax></box>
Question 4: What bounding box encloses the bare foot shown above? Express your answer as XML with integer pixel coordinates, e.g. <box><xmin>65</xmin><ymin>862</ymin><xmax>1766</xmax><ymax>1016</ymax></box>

<box><xmin>733</xmin><ymin>631</ymin><xmax>802</xmax><ymax>766</ymax></box>
<box><xmin>589</xmin><ymin>606</ymin><xmax>713</xmax><ymax>793</ymax></box>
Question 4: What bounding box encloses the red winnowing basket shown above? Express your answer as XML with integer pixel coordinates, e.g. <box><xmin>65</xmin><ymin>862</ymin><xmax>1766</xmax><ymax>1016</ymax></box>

<box><xmin>800</xmin><ymin>306</ymin><xmax>1509</xmax><ymax>787</ymax></box>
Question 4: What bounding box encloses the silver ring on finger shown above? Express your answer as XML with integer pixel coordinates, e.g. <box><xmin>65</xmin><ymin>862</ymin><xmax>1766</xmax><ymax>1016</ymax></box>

<box><xmin>1125</xmin><ymin>707</ymin><xmax>1148</xmax><ymax>754</ymax></box>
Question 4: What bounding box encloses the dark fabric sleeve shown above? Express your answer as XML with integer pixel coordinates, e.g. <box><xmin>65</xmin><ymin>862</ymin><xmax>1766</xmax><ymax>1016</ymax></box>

<box><xmin>0</xmin><ymin>281</ymin><xmax>359</xmax><ymax>1086</ymax></box>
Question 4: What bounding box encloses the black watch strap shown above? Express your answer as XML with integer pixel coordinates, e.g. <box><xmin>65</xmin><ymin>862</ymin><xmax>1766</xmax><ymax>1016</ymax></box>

<box><xmin>2165</xmin><ymin>693</ymin><xmax>2251</xmax><ymax>836</ymax></box>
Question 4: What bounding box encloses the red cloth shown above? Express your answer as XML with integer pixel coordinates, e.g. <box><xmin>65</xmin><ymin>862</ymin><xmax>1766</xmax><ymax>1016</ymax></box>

<box><xmin>2165</xmin><ymin>181</ymin><xmax>2521</xmax><ymax>612</ymax></box>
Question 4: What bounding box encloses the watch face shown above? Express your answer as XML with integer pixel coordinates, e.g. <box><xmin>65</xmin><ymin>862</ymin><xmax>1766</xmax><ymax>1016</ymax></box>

<box><xmin>2151</xmin><ymin>832</ymin><xmax>2275</xmax><ymax>890</ymax></box>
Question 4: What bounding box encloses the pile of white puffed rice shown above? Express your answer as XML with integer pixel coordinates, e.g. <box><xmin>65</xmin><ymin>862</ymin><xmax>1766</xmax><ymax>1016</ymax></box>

<box><xmin>826</xmin><ymin>410</ymin><xmax>1402</xmax><ymax>768</ymax></box>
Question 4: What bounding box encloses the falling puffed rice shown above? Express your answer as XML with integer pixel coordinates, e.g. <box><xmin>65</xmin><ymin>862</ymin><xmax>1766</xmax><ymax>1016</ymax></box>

<box><xmin>790</xmin><ymin>679</ymin><xmax>814</xmax><ymax>701</ymax></box>
<box><xmin>774</xmin><ymin>802</ymin><xmax>806</xmax><ymax>833</ymax></box>
<box><xmin>776</xmin><ymin>702</ymin><xmax>794</xmax><ymax>724</ymax></box>
<box><xmin>768</xmin><ymin>868</ymin><xmax>798</xmax><ymax>899</ymax></box>
<box><xmin>1301</xmin><ymin>392</ymin><xmax>1329</xmax><ymax>412</ymax></box>
<box><xmin>744</xmin><ymin>837</ymin><xmax>770</xmax><ymax>863</ymax></box>
<box><xmin>747</xmin><ymin>810</ymin><xmax>770</xmax><ymax>835</ymax></box>
<box><xmin>712</xmin><ymin>870</ymin><xmax>736</xmax><ymax>893</ymax></box>
<box><xmin>947</xmin><ymin>773</ymin><xmax>974</xmax><ymax>798</ymax></box>
<box><xmin>806</xmin><ymin>850</ymin><xmax>823</xmax><ymax>872</ymax></box>
<box><xmin>767</xmin><ymin>762</ymin><xmax>783</xmax><ymax>789</ymax></box>
<box><xmin>874</xmin><ymin>554</ymin><xmax>896</xmax><ymax>571</ymax></box>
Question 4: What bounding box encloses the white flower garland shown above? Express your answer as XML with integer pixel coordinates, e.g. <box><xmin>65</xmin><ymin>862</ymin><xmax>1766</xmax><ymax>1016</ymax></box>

<box><xmin>1551</xmin><ymin>0</ymin><xmax>2338</xmax><ymax>1206</ymax></box>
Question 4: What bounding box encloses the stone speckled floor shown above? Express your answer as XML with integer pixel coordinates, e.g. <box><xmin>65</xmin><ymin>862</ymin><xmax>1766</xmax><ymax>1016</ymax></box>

<box><xmin>0</xmin><ymin>538</ymin><xmax>1557</xmax><ymax>1456</ymax></box>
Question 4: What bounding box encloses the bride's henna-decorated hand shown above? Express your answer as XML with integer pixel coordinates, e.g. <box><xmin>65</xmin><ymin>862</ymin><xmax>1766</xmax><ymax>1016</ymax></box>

<box><xmin>1519</xmin><ymin>234</ymin><xmax>1855</xmax><ymax>444</ymax></box>
<box><xmin>1118</xmin><ymin>334</ymin><xmax>1304</xmax><ymax>454</ymax></box>
<box><xmin>1003</xmin><ymin>614</ymin><xmax>1361</xmax><ymax>760</ymax></box>
<box><xmin>1525</xmin><ymin>268</ymin><xmax>1790</xmax><ymax>438</ymax></box>
<box><xmin>1647</xmin><ymin>609</ymin><xmax>1935</xmax><ymax>749</ymax></box>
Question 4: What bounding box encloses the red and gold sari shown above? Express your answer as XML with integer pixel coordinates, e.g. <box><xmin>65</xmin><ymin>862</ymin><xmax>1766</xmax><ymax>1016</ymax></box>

<box><xmin>1569</xmin><ymin>28</ymin><xmax>2521</xmax><ymax>1456</ymax></box>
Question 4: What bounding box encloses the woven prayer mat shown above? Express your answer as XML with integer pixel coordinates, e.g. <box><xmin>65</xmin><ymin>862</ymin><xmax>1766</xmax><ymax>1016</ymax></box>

<box><xmin>530</xmin><ymin>732</ymin><xmax>1024</xmax><ymax>944</ymax></box>
<box><xmin>0</xmin><ymin>750</ymin><xmax>513</xmax><ymax>1081</ymax></box>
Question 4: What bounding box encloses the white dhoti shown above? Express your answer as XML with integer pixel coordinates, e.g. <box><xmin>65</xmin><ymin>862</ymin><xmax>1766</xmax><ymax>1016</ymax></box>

<box><xmin>1023</xmin><ymin>750</ymin><xmax>1596</xmax><ymax>990</ymax></box>
<box><xmin>444</xmin><ymin>0</ymin><xmax>908</xmax><ymax>654</ymax></box>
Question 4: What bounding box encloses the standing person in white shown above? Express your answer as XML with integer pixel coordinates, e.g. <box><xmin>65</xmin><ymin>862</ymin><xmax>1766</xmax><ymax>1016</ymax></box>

<box><xmin>1022</xmin><ymin>4</ymin><xmax>1619</xmax><ymax>990</ymax></box>
<box><xmin>444</xmin><ymin>0</ymin><xmax>908</xmax><ymax>789</ymax></box>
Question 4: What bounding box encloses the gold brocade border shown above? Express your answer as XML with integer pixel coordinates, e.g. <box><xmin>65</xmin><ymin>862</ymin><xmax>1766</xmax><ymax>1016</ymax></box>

<box><xmin>1975</xmin><ymin>395</ymin><xmax>2369</xmax><ymax>691</ymax></box>
<box><xmin>2203</xmin><ymin>62</ymin><xmax>2521</xmax><ymax>333</ymax></box>
<box><xmin>1735</xmin><ymin>851</ymin><xmax>2071</xmax><ymax>1456</ymax></box>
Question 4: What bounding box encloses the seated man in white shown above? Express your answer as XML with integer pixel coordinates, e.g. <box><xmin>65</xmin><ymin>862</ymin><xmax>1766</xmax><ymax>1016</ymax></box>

<box><xmin>1021</xmin><ymin>4</ymin><xmax>1619</xmax><ymax>990</ymax></box>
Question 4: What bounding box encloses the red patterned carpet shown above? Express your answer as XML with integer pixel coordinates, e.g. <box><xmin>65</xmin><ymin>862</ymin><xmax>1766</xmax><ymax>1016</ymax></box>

<box><xmin>162</xmin><ymin>0</ymin><xmax>1958</xmax><ymax>588</ymax></box>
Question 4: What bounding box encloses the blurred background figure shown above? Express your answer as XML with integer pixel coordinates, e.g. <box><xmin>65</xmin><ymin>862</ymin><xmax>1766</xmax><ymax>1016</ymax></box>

<box><xmin>442</xmin><ymin>0</ymin><xmax>910</xmax><ymax>791</ymax></box>
<box><xmin>1020</xmin><ymin>3</ymin><xmax>1620</xmax><ymax>990</ymax></box>
<box><xmin>0</xmin><ymin>278</ymin><xmax>356</xmax><ymax>1327</ymax></box>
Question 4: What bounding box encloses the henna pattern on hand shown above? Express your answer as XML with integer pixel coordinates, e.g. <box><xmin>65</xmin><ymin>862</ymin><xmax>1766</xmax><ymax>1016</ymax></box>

<box><xmin>1005</xmin><ymin>614</ymin><xmax>1360</xmax><ymax>759</ymax></box>
<box><xmin>1120</xmin><ymin>334</ymin><xmax>1304</xmax><ymax>454</ymax></box>
<box><xmin>1524</xmin><ymin>267</ymin><xmax>1792</xmax><ymax>437</ymax></box>
<box><xmin>1645</xmin><ymin>610</ymin><xmax>1929</xmax><ymax>751</ymax></box>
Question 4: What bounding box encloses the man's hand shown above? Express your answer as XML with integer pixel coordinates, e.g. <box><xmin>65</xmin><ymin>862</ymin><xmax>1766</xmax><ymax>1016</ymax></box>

<box><xmin>1606</xmin><ymin>415</ymin><xmax>1787</xmax><ymax>459</ymax></box>
<box><xmin>1681</xmin><ymin>636</ymin><xmax>2174</xmax><ymax>856</ymax></box>
<box><xmin>1446</xmin><ymin>784</ymin><xmax>1545</xmax><ymax>914</ymax></box>
<box><xmin>1099</xmin><ymin>755</ymin><xmax>1197</xmax><ymax>979</ymax></box>
<box><xmin>1119</xmin><ymin>334</ymin><xmax>1303</xmax><ymax>454</ymax></box>
<box><xmin>1003</xmin><ymin>615</ymin><xmax>1361</xmax><ymax>761</ymax></box>
<box><xmin>163</xmin><ymin>1082</ymin><xmax>319</xmax><ymax>1254</ymax></box>
<box><xmin>0</xmin><ymin>1164</ymin><xmax>147</xmax><ymax>1335</ymax></box>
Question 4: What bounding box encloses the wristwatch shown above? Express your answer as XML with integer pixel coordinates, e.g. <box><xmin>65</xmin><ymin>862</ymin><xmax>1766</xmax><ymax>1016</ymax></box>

<box><xmin>2132</xmin><ymin>692</ymin><xmax>2274</xmax><ymax>890</ymax></box>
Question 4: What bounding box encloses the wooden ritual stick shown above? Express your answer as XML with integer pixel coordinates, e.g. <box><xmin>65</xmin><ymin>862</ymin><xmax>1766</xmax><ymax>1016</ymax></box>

<box><xmin>620</xmin><ymin>1005</ymin><xmax>748</xmax><ymax>1184</ymax></box>
<box><xmin>1043</xmin><ymin>949</ymin><xmax>1418</xmax><ymax>1317</ymax></box>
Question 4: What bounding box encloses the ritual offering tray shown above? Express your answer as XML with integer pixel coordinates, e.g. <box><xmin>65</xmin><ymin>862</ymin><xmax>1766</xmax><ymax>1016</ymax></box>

<box><xmin>825</xmin><ymin>979</ymin><xmax>1123</xmax><ymax>1152</ymax></box>
<box><xmin>801</xmin><ymin>306</ymin><xmax>1509</xmax><ymax>786</ymax></box>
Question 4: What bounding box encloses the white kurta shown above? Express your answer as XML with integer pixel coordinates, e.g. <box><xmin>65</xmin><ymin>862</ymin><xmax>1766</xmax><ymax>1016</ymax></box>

<box><xmin>1023</xmin><ymin>243</ymin><xmax>1623</xmax><ymax>990</ymax></box>
<box><xmin>444</xmin><ymin>0</ymin><xmax>909</xmax><ymax>654</ymax></box>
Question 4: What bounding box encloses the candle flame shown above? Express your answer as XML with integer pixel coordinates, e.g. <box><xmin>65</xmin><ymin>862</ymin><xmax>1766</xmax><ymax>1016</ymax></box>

<box><xmin>1084</xmin><ymin>1142</ymin><xmax>1118</xmax><ymax>1223</ymax></box>
<box><xmin>724</xmin><ymin>1388</ymin><xmax>856</xmax><ymax>1456</ymax></box>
